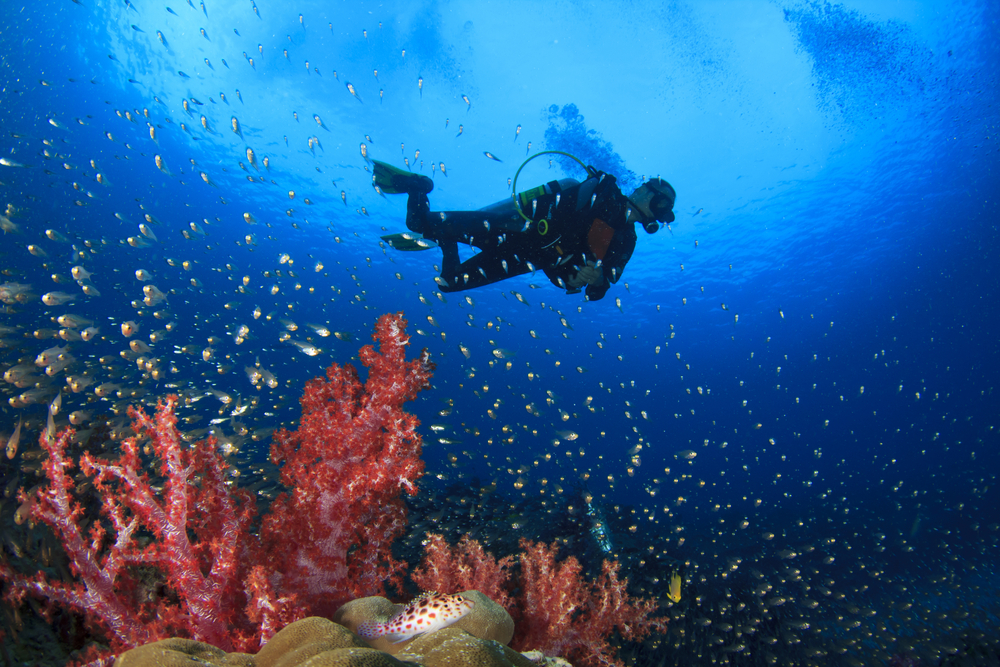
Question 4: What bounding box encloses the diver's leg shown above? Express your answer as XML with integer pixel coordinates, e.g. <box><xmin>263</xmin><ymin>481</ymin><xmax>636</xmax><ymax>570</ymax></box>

<box><xmin>406</xmin><ymin>193</ymin><xmax>431</xmax><ymax>233</ymax></box>
<box><xmin>440</xmin><ymin>240</ymin><xmax>460</xmax><ymax>277</ymax></box>
<box><xmin>423</xmin><ymin>210</ymin><xmax>526</xmax><ymax>242</ymax></box>
<box><xmin>438</xmin><ymin>248</ymin><xmax>533</xmax><ymax>293</ymax></box>
<box><xmin>371</xmin><ymin>159</ymin><xmax>433</xmax><ymax>233</ymax></box>
<box><xmin>422</xmin><ymin>211</ymin><xmax>532</xmax><ymax>291</ymax></box>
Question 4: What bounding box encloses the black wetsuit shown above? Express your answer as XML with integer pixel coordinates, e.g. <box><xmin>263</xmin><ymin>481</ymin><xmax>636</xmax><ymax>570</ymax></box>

<box><xmin>406</xmin><ymin>172</ymin><xmax>636</xmax><ymax>301</ymax></box>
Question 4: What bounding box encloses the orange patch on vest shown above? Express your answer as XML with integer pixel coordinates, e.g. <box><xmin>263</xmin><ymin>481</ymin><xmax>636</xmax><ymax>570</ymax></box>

<box><xmin>588</xmin><ymin>219</ymin><xmax>615</xmax><ymax>260</ymax></box>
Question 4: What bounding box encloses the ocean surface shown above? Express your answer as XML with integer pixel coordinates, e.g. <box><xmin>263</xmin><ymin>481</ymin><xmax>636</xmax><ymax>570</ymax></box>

<box><xmin>1</xmin><ymin>0</ymin><xmax>998</xmax><ymax>664</ymax></box>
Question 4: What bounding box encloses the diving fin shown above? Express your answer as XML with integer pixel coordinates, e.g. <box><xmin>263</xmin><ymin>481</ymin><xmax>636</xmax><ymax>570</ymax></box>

<box><xmin>381</xmin><ymin>232</ymin><xmax>439</xmax><ymax>251</ymax></box>
<box><xmin>372</xmin><ymin>160</ymin><xmax>434</xmax><ymax>195</ymax></box>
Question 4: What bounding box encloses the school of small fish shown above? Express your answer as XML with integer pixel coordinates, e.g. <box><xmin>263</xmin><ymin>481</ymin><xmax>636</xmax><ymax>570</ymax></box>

<box><xmin>0</xmin><ymin>3</ymin><xmax>994</xmax><ymax>666</ymax></box>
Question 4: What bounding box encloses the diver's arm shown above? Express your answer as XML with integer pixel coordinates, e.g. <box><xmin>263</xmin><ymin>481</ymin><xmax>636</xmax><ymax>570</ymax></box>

<box><xmin>543</xmin><ymin>266</ymin><xmax>574</xmax><ymax>292</ymax></box>
<box><xmin>568</xmin><ymin>262</ymin><xmax>602</xmax><ymax>290</ymax></box>
<box><xmin>585</xmin><ymin>276</ymin><xmax>610</xmax><ymax>301</ymax></box>
<box><xmin>587</xmin><ymin>226</ymin><xmax>636</xmax><ymax>301</ymax></box>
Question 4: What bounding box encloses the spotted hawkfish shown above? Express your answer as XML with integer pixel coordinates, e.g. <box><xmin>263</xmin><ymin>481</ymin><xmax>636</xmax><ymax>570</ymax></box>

<box><xmin>357</xmin><ymin>591</ymin><xmax>474</xmax><ymax>643</ymax></box>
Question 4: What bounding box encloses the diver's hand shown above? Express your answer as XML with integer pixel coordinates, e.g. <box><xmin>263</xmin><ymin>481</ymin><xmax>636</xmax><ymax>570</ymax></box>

<box><xmin>567</xmin><ymin>261</ymin><xmax>602</xmax><ymax>289</ymax></box>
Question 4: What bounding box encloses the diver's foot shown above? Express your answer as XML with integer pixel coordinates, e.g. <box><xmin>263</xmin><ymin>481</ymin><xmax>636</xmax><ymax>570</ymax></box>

<box><xmin>373</xmin><ymin>160</ymin><xmax>434</xmax><ymax>195</ymax></box>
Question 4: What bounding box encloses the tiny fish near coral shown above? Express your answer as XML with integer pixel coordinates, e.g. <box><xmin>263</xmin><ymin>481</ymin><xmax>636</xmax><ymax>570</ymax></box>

<box><xmin>0</xmin><ymin>312</ymin><xmax>433</xmax><ymax>659</ymax></box>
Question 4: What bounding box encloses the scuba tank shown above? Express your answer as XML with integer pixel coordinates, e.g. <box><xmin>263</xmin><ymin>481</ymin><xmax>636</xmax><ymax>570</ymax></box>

<box><xmin>473</xmin><ymin>178</ymin><xmax>580</xmax><ymax>232</ymax></box>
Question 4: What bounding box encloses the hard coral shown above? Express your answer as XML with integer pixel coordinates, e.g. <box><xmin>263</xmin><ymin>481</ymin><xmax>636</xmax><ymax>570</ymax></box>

<box><xmin>116</xmin><ymin>616</ymin><xmax>535</xmax><ymax>667</ymax></box>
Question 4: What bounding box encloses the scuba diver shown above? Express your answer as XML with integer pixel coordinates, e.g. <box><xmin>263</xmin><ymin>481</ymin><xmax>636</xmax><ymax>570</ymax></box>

<box><xmin>373</xmin><ymin>154</ymin><xmax>676</xmax><ymax>301</ymax></box>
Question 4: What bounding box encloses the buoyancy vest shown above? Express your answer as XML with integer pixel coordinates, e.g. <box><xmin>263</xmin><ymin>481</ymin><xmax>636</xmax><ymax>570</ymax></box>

<box><xmin>524</xmin><ymin>173</ymin><xmax>626</xmax><ymax>265</ymax></box>
<box><xmin>587</xmin><ymin>218</ymin><xmax>615</xmax><ymax>260</ymax></box>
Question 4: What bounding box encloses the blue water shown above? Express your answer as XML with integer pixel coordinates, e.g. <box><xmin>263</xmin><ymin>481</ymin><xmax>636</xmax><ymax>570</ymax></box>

<box><xmin>1</xmin><ymin>0</ymin><xmax>998</xmax><ymax>664</ymax></box>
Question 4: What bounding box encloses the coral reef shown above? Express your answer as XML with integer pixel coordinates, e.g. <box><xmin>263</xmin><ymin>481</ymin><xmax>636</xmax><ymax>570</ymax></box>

<box><xmin>114</xmin><ymin>614</ymin><xmax>543</xmax><ymax>667</ymax></box>
<box><xmin>412</xmin><ymin>533</ymin><xmax>515</xmax><ymax>610</ymax></box>
<box><xmin>1</xmin><ymin>312</ymin><xmax>664</xmax><ymax>666</ymax></box>
<box><xmin>512</xmin><ymin>539</ymin><xmax>667</xmax><ymax>667</ymax></box>
<box><xmin>1</xmin><ymin>313</ymin><xmax>433</xmax><ymax>658</ymax></box>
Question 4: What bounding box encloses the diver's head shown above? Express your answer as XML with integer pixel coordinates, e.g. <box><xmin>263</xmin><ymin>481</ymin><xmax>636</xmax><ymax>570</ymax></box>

<box><xmin>628</xmin><ymin>178</ymin><xmax>676</xmax><ymax>233</ymax></box>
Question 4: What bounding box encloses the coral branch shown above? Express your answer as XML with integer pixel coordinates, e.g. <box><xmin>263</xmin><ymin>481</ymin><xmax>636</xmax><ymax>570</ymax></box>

<box><xmin>81</xmin><ymin>398</ymin><xmax>252</xmax><ymax>649</ymax></box>
<box><xmin>0</xmin><ymin>426</ymin><xmax>149</xmax><ymax>650</ymax></box>
<box><xmin>259</xmin><ymin>312</ymin><xmax>434</xmax><ymax>615</ymax></box>
<box><xmin>511</xmin><ymin>539</ymin><xmax>588</xmax><ymax>657</ymax></box>
<box><xmin>412</xmin><ymin>534</ymin><xmax>515</xmax><ymax>610</ymax></box>
<box><xmin>0</xmin><ymin>396</ymin><xmax>259</xmax><ymax>654</ymax></box>
<box><xmin>414</xmin><ymin>534</ymin><xmax>668</xmax><ymax>667</ymax></box>
<box><xmin>512</xmin><ymin>538</ymin><xmax>668</xmax><ymax>667</ymax></box>
<box><xmin>243</xmin><ymin>565</ymin><xmax>301</xmax><ymax>650</ymax></box>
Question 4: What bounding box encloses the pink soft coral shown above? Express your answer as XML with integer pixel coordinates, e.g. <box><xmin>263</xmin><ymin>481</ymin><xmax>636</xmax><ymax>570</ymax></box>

<box><xmin>515</xmin><ymin>538</ymin><xmax>668</xmax><ymax>667</ymax></box>
<box><xmin>1</xmin><ymin>313</ymin><xmax>433</xmax><ymax>656</ymax></box>
<box><xmin>258</xmin><ymin>312</ymin><xmax>435</xmax><ymax>616</ymax></box>
<box><xmin>411</xmin><ymin>533</ymin><xmax>515</xmax><ymax>609</ymax></box>
<box><xmin>0</xmin><ymin>396</ymin><xmax>267</xmax><ymax>654</ymax></box>
<box><xmin>413</xmin><ymin>535</ymin><xmax>668</xmax><ymax>667</ymax></box>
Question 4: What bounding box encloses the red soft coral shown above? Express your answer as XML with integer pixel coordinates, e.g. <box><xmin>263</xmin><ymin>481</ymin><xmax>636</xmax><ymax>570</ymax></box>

<box><xmin>0</xmin><ymin>396</ymin><xmax>263</xmax><ymax>654</ymax></box>
<box><xmin>411</xmin><ymin>533</ymin><xmax>515</xmax><ymax>609</ymax></box>
<box><xmin>414</xmin><ymin>535</ymin><xmax>668</xmax><ymax>667</ymax></box>
<box><xmin>1</xmin><ymin>313</ymin><xmax>434</xmax><ymax>656</ymax></box>
<box><xmin>258</xmin><ymin>312</ymin><xmax>434</xmax><ymax>616</ymax></box>
<box><xmin>513</xmin><ymin>538</ymin><xmax>668</xmax><ymax>667</ymax></box>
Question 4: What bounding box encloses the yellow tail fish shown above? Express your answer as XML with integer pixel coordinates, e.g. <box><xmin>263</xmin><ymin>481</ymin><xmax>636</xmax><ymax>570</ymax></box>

<box><xmin>667</xmin><ymin>571</ymin><xmax>682</xmax><ymax>603</ymax></box>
